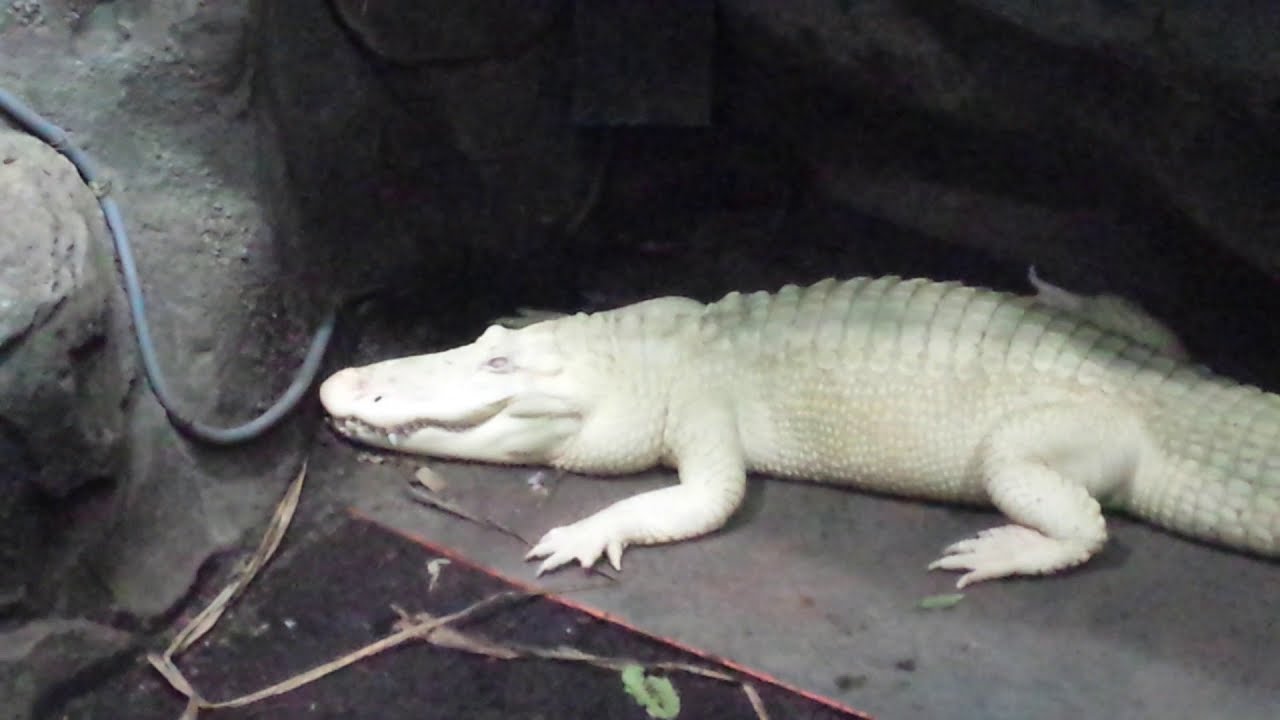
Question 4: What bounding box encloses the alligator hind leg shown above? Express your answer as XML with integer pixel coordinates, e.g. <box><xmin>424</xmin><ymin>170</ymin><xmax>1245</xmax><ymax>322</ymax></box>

<box><xmin>928</xmin><ymin>402</ymin><xmax>1146</xmax><ymax>587</ymax></box>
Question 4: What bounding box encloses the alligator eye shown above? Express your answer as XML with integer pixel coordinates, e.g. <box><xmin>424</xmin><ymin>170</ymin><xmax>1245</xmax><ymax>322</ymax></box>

<box><xmin>484</xmin><ymin>356</ymin><xmax>512</xmax><ymax>373</ymax></box>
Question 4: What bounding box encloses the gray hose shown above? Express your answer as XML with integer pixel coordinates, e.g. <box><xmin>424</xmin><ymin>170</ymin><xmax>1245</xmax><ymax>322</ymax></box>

<box><xmin>0</xmin><ymin>87</ymin><xmax>336</xmax><ymax>445</ymax></box>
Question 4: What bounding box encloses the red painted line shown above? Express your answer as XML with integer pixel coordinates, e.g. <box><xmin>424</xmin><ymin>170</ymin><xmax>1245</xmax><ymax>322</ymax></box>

<box><xmin>349</xmin><ymin>507</ymin><xmax>877</xmax><ymax>720</ymax></box>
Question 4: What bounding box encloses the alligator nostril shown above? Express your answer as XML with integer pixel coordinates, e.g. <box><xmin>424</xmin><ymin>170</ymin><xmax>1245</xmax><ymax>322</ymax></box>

<box><xmin>319</xmin><ymin>368</ymin><xmax>366</xmax><ymax>413</ymax></box>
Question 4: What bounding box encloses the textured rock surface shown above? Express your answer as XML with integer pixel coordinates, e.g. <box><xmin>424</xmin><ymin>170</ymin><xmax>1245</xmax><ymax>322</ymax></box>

<box><xmin>719</xmin><ymin>0</ymin><xmax>1280</xmax><ymax>276</ymax></box>
<box><xmin>0</xmin><ymin>130</ymin><xmax>130</xmax><ymax>498</ymax></box>
<box><xmin>256</xmin><ymin>0</ymin><xmax>602</xmax><ymax>317</ymax></box>
<box><xmin>0</xmin><ymin>619</ymin><xmax>134</xmax><ymax>720</ymax></box>
<box><xmin>328</xmin><ymin>0</ymin><xmax>561</xmax><ymax>63</ymax></box>
<box><xmin>1</xmin><ymin>1</ymin><xmax>313</xmax><ymax>619</ymax></box>
<box><xmin>257</xmin><ymin>0</ymin><xmax>1277</xmax><ymax>348</ymax></box>
<box><xmin>0</xmin><ymin>129</ymin><xmax>132</xmax><ymax>612</ymax></box>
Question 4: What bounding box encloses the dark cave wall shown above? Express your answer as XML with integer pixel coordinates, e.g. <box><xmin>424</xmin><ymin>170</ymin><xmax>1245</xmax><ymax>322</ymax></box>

<box><xmin>252</xmin><ymin>0</ymin><xmax>1279</xmax><ymax>383</ymax></box>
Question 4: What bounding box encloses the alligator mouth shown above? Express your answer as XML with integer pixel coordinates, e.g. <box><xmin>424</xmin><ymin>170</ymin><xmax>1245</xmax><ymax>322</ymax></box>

<box><xmin>329</xmin><ymin>399</ymin><xmax>509</xmax><ymax>446</ymax></box>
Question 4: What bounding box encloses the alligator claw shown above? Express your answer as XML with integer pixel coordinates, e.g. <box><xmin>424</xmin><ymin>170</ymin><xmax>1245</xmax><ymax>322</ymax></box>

<box><xmin>526</xmin><ymin>518</ymin><xmax>626</xmax><ymax>575</ymax></box>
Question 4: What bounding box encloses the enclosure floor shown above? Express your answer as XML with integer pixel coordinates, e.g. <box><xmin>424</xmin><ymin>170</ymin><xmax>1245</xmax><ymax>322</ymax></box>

<box><xmin>320</xmin><ymin>433</ymin><xmax>1280</xmax><ymax>720</ymax></box>
<box><xmin>58</xmin><ymin>508</ymin><xmax>862</xmax><ymax>720</ymax></box>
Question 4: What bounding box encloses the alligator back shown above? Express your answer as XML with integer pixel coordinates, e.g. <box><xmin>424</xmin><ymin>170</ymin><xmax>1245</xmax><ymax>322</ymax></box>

<box><xmin>693</xmin><ymin>276</ymin><xmax>1280</xmax><ymax>556</ymax></box>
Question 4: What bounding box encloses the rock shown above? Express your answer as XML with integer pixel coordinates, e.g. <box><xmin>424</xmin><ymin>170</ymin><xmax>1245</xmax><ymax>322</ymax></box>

<box><xmin>257</xmin><ymin>0</ymin><xmax>595</xmax><ymax>312</ymax></box>
<box><xmin>4</xmin><ymin>2</ymin><xmax>319</xmax><ymax>621</ymax></box>
<box><xmin>0</xmin><ymin>619</ymin><xmax>135</xmax><ymax>720</ymax></box>
<box><xmin>0</xmin><ymin>129</ymin><xmax>132</xmax><ymax>499</ymax></box>
<box><xmin>328</xmin><ymin>0</ymin><xmax>560</xmax><ymax>64</ymax></box>
<box><xmin>719</xmin><ymin>0</ymin><xmax>1280</xmax><ymax>275</ymax></box>
<box><xmin>0</xmin><ymin>128</ymin><xmax>134</xmax><ymax>611</ymax></box>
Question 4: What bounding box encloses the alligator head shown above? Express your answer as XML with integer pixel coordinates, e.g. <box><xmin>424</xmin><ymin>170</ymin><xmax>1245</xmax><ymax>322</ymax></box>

<box><xmin>319</xmin><ymin>323</ymin><xmax>587</xmax><ymax>464</ymax></box>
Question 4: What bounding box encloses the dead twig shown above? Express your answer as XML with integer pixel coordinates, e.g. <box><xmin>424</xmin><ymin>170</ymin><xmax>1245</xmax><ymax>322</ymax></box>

<box><xmin>161</xmin><ymin>460</ymin><xmax>307</xmax><ymax>659</ymax></box>
<box><xmin>173</xmin><ymin>590</ymin><xmax>535</xmax><ymax>711</ymax></box>
<box><xmin>399</xmin><ymin>609</ymin><xmax>773</xmax><ymax>720</ymax></box>
<box><xmin>146</xmin><ymin>460</ymin><xmax>309</xmax><ymax>718</ymax></box>
<box><xmin>403</xmin><ymin>481</ymin><xmax>620</xmax><ymax>583</ymax></box>
<box><xmin>145</xmin><ymin>459</ymin><xmax>762</xmax><ymax>718</ymax></box>
<box><xmin>405</xmin><ymin>483</ymin><xmax>533</xmax><ymax>547</ymax></box>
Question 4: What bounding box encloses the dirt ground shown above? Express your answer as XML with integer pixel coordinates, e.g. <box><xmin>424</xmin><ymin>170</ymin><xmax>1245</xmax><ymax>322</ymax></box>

<box><xmin>51</xmin><ymin>511</ymin><xmax>864</xmax><ymax>720</ymax></box>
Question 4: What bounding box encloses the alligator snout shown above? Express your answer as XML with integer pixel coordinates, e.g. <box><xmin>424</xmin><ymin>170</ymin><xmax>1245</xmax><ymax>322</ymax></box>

<box><xmin>318</xmin><ymin>367</ymin><xmax>368</xmax><ymax>417</ymax></box>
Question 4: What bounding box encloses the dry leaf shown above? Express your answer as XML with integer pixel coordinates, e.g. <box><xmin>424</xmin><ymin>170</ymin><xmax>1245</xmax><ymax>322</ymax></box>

<box><xmin>413</xmin><ymin>466</ymin><xmax>449</xmax><ymax>493</ymax></box>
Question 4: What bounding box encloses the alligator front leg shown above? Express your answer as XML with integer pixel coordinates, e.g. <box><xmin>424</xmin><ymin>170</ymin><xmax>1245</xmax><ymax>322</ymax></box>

<box><xmin>527</xmin><ymin>401</ymin><xmax>747</xmax><ymax>574</ymax></box>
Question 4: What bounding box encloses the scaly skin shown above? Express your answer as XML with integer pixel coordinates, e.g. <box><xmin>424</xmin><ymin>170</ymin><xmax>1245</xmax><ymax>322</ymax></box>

<box><xmin>319</xmin><ymin>276</ymin><xmax>1280</xmax><ymax>587</ymax></box>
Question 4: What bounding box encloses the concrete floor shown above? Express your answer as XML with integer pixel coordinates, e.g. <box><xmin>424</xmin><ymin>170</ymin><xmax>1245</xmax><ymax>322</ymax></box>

<box><xmin>316</xmin><ymin>434</ymin><xmax>1280</xmax><ymax>720</ymax></box>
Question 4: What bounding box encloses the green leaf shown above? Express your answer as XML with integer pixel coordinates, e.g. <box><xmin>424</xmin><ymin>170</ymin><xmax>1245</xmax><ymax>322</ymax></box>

<box><xmin>917</xmin><ymin>593</ymin><xmax>966</xmax><ymax>610</ymax></box>
<box><xmin>620</xmin><ymin>664</ymin><xmax>681</xmax><ymax>719</ymax></box>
